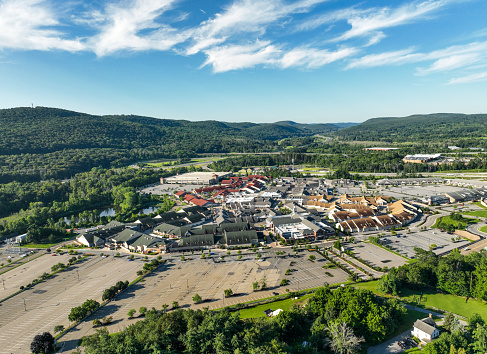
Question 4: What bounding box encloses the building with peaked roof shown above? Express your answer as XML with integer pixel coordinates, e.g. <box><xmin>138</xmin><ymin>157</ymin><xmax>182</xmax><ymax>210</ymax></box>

<box><xmin>174</xmin><ymin>234</ymin><xmax>219</xmax><ymax>251</ymax></box>
<box><xmin>224</xmin><ymin>230</ymin><xmax>259</xmax><ymax>248</ymax></box>
<box><xmin>412</xmin><ymin>316</ymin><xmax>439</xmax><ymax>342</ymax></box>
<box><xmin>162</xmin><ymin>171</ymin><xmax>232</xmax><ymax>185</ymax></box>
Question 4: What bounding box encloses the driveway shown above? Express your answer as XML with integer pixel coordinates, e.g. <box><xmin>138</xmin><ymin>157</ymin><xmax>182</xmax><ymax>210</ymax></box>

<box><xmin>367</xmin><ymin>329</ymin><xmax>415</xmax><ymax>354</ymax></box>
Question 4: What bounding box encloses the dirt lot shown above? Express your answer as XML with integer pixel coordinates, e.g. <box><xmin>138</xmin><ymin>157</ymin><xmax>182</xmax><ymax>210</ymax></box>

<box><xmin>0</xmin><ymin>255</ymin><xmax>140</xmax><ymax>354</ymax></box>
<box><xmin>347</xmin><ymin>242</ymin><xmax>407</xmax><ymax>269</ymax></box>
<box><xmin>57</xmin><ymin>249</ymin><xmax>349</xmax><ymax>352</ymax></box>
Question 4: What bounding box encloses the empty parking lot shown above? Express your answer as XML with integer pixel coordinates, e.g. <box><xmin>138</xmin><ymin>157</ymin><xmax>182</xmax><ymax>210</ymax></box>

<box><xmin>347</xmin><ymin>242</ymin><xmax>407</xmax><ymax>269</ymax></box>
<box><xmin>0</xmin><ymin>253</ymin><xmax>74</xmax><ymax>300</ymax></box>
<box><xmin>0</xmin><ymin>255</ymin><xmax>140</xmax><ymax>354</ymax></box>
<box><xmin>383</xmin><ymin>230</ymin><xmax>470</xmax><ymax>258</ymax></box>
<box><xmin>57</xmin><ymin>249</ymin><xmax>349</xmax><ymax>352</ymax></box>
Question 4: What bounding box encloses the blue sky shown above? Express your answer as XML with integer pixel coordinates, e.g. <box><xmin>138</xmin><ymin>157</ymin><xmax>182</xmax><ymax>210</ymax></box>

<box><xmin>0</xmin><ymin>0</ymin><xmax>486</xmax><ymax>123</ymax></box>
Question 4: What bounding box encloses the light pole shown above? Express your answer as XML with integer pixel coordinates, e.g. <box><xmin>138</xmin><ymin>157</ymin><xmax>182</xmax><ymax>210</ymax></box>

<box><xmin>23</xmin><ymin>298</ymin><xmax>27</xmax><ymax>311</ymax></box>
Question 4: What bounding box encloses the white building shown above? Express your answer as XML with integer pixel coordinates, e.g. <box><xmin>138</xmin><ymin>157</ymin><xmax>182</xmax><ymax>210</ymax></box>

<box><xmin>412</xmin><ymin>317</ymin><xmax>439</xmax><ymax>343</ymax></box>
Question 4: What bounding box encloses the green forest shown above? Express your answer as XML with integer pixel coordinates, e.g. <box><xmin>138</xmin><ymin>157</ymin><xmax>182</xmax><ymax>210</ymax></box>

<box><xmin>0</xmin><ymin>107</ymin><xmax>346</xmax><ymax>183</ymax></box>
<box><xmin>378</xmin><ymin>248</ymin><xmax>487</xmax><ymax>301</ymax></box>
<box><xmin>0</xmin><ymin>166</ymin><xmax>179</xmax><ymax>240</ymax></box>
<box><xmin>209</xmin><ymin>150</ymin><xmax>487</xmax><ymax>175</ymax></box>
<box><xmin>336</xmin><ymin>113</ymin><xmax>487</xmax><ymax>144</ymax></box>
<box><xmin>81</xmin><ymin>286</ymin><xmax>406</xmax><ymax>353</ymax></box>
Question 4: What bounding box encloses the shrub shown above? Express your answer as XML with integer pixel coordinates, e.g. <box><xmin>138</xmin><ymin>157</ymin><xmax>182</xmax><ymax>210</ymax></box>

<box><xmin>192</xmin><ymin>294</ymin><xmax>202</xmax><ymax>304</ymax></box>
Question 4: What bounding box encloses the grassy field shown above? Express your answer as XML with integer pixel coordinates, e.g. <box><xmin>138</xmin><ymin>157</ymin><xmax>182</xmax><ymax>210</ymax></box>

<box><xmin>433</xmin><ymin>168</ymin><xmax>487</xmax><ymax>173</ymax></box>
<box><xmin>20</xmin><ymin>241</ymin><xmax>69</xmax><ymax>249</ymax></box>
<box><xmin>433</xmin><ymin>215</ymin><xmax>479</xmax><ymax>229</ymax></box>
<box><xmin>472</xmin><ymin>202</ymin><xmax>487</xmax><ymax>210</ymax></box>
<box><xmin>464</xmin><ymin>210</ymin><xmax>487</xmax><ymax>218</ymax></box>
<box><xmin>239</xmin><ymin>293</ymin><xmax>314</xmax><ymax>319</ymax></box>
<box><xmin>354</xmin><ymin>281</ymin><xmax>487</xmax><ymax>320</ymax></box>
<box><xmin>479</xmin><ymin>225</ymin><xmax>487</xmax><ymax>233</ymax></box>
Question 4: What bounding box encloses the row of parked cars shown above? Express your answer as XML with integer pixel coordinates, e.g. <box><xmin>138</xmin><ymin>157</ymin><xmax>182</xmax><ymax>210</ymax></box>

<box><xmin>397</xmin><ymin>337</ymin><xmax>417</xmax><ymax>350</ymax></box>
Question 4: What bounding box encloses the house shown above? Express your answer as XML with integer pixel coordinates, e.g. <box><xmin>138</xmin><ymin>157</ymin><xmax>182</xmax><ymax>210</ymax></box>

<box><xmin>76</xmin><ymin>233</ymin><xmax>105</xmax><ymax>247</ymax></box>
<box><xmin>412</xmin><ymin>316</ymin><xmax>440</xmax><ymax>342</ymax></box>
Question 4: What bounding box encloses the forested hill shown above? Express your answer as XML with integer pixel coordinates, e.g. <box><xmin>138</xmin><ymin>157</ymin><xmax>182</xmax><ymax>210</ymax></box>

<box><xmin>0</xmin><ymin>106</ymin><xmax>349</xmax><ymax>182</ymax></box>
<box><xmin>335</xmin><ymin>113</ymin><xmax>487</xmax><ymax>143</ymax></box>
<box><xmin>0</xmin><ymin>106</ymin><xmax>343</xmax><ymax>155</ymax></box>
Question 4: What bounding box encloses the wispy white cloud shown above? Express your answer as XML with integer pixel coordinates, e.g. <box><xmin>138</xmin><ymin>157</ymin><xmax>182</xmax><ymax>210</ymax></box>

<box><xmin>417</xmin><ymin>53</ymin><xmax>482</xmax><ymax>74</ymax></box>
<box><xmin>85</xmin><ymin>0</ymin><xmax>187</xmax><ymax>56</ymax></box>
<box><xmin>201</xmin><ymin>40</ymin><xmax>358</xmax><ymax>72</ymax></box>
<box><xmin>295</xmin><ymin>7</ymin><xmax>364</xmax><ymax>32</ymax></box>
<box><xmin>347</xmin><ymin>40</ymin><xmax>487</xmax><ymax>76</ymax></box>
<box><xmin>279</xmin><ymin>46</ymin><xmax>358</xmax><ymax>69</ymax></box>
<box><xmin>346</xmin><ymin>48</ymin><xmax>421</xmax><ymax>69</ymax></box>
<box><xmin>334</xmin><ymin>0</ymin><xmax>450</xmax><ymax>42</ymax></box>
<box><xmin>187</xmin><ymin>0</ymin><xmax>326</xmax><ymax>55</ymax></box>
<box><xmin>0</xmin><ymin>0</ymin><xmax>84</xmax><ymax>51</ymax></box>
<box><xmin>202</xmin><ymin>40</ymin><xmax>281</xmax><ymax>72</ymax></box>
<box><xmin>0</xmin><ymin>0</ymin><xmax>484</xmax><ymax>82</ymax></box>
<box><xmin>448</xmin><ymin>71</ymin><xmax>487</xmax><ymax>84</ymax></box>
<box><xmin>416</xmin><ymin>41</ymin><xmax>487</xmax><ymax>74</ymax></box>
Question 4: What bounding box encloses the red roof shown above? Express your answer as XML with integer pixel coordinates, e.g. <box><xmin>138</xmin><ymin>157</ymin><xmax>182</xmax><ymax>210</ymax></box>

<box><xmin>191</xmin><ymin>198</ymin><xmax>212</xmax><ymax>207</ymax></box>
<box><xmin>183</xmin><ymin>194</ymin><xmax>196</xmax><ymax>201</ymax></box>
<box><xmin>175</xmin><ymin>191</ymin><xmax>187</xmax><ymax>197</ymax></box>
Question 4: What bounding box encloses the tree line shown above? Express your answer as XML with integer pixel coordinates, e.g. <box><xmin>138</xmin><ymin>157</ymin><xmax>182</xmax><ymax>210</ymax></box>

<box><xmin>0</xmin><ymin>167</ymin><xmax>178</xmax><ymax>240</ymax></box>
<box><xmin>81</xmin><ymin>285</ymin><xmax>406</xmax><ymax>353</ymax></box>
<box><xmin>378</xmin><ymin>248</ymin><xmax>487</xmax><ymax>300</ymax></box>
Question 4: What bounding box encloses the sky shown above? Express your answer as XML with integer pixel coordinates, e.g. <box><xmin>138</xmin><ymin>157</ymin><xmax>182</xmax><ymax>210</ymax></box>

<box><xmin>0</xmin><ymin>0</ymin><xmax>486</xmax><ymax>123</ymax></box>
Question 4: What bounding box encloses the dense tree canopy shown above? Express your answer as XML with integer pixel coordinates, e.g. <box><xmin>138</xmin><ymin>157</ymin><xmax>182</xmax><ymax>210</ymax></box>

<box><xmin>378</xmin><ymin>248</ymin><xmax>487</xmax><ymax>299</ymax></box>
<box><xmin>81</xmin><ymin>286</ymin><xmax>406</xmax><ymax>353</ymax></box>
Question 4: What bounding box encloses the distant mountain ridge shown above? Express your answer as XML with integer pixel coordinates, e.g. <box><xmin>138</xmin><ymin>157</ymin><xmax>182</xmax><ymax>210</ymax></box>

<box><xmin>336</xmin><ymin>113</ymin><xmax>487</xmax><ymax>143</ymax></box>
<box><xmin>0</xmin><ymin>106</ymin><xmax>351</xmax><ymax>155</ymax></box>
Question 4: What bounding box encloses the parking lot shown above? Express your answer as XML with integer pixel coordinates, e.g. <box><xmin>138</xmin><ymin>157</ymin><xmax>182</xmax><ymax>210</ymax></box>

<box><xmin>380</xmin><ymin>184</ymin><xmax>466</xmax><ymax>201</ymax></box>
<box><xmin>382</xmin><ymin>230</ymin><xmax>470</xmax><ymax>258</ymax></box>
<box><xmin>347</xmin><ymin>242</ymin><xmax>407</xmax><ymax>269</ymax></box>
<box><xmin>0</xmin><ymin>255</ymin><xmax>140</xmax><ymax>354</ymax></box>
<box><xmin>140</xmin><ymin>183</ymin><xmax>200</xmax><ymax>195</ymax></box>
<box><xmin>57</xmin><ymin>249</ymin><xmax>349</xmax><ymax>352</ymax></box>
<box><xmin>0</xmin><ymin>253</ymin><xmax>76</xmax><ymax>300</ymax></box>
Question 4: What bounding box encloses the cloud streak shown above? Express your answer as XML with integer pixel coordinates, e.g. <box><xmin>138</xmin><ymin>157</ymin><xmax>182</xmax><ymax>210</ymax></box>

<box><xmin>448</xmin><ymin>71</ymin><xmax>487</xmax><ymax>84</ymax></box>
<box><xmin>0</xmin><ymin>0</ymin><xmax>484</xmax><ymax>82</ymax></box>
<box><xmin>0</xmin><ymin>0</ymin><xmax>84</xmax><ymax>51</ymax></box>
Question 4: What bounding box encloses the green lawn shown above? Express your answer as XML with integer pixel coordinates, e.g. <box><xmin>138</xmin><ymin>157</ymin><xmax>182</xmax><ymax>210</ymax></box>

<box><xmin>21</xmin><ymin>243</ymin><xmax>58</xmax><ymax>249</ymax></box>
<box><xmin>354</xmin><ymin>281</ymin><xmax>487</xmax><ymax>320</ymax></box>
<box><xmin>472</xmin><ymin>202</ymin><xmax>487</xmax><ymax>210</ymax></box>
<box><xmin>433</xmin><ymin>215</ymin><xmax>479</xmax><ymax>229</ymax></box>
<box><xmin>464</xmin><ymin>210</ymin><xmax>487</xmax><ymax>218</ymax></box>
<box><xmin>480</xmin><ymin>225</ymin><xmax>487</xmax><ymax>233</ymax></box>
<box><xmin>239</xmin><ymin>294</ymin><xmax>313</xmax><ymax>319</ymax></box>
